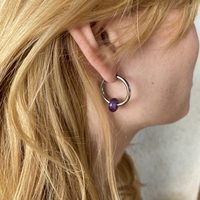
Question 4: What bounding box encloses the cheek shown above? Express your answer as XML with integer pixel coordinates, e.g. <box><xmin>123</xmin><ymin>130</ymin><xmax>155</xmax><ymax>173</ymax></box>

<box><xmin>130</xmin><ymin>56</ymin><xmax>193</xmax><ymax>125</ymax></box>
<box><xmin>135</xmin><ymin>77</ymin><xmax>190</xmax><ymax>125</ymax></box>
<box><xmin>117</xmin><ymin>25</ymin><xmax>198</xmax><ymax>126</ymax></box>
<box><xmin>147</xmin><ymin>32</ymin><xmax>198</xmax><ymax>123</ymax></box>
<box><xmin>156</xmin><ymin>81</ymin><xmax>190</xmax><ymax>122</ymax></box>
<box><xmin>147</xmin><ymin>69</ymin><xmax>195</xmax><ymax>124</ymax></box>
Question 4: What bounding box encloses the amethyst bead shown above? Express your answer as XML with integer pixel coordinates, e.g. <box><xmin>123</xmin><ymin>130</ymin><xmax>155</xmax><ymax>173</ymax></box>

<box><xmin>109</xmin><ymin>98</ymin><xmax>119</xmax><ymax>112</ymax></box>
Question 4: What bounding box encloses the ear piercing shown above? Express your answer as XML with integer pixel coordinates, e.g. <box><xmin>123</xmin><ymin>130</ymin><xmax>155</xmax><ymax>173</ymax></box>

<box><xmin>100</xmin><ymin>75</ymin><xmax>131</xmax><ymax>112</ymax></box>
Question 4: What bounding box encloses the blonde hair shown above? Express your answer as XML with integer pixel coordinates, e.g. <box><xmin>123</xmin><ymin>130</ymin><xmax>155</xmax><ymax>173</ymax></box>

<box><xmin>0</xmin><ymin>0</ymin><xmax>198</xmax><ymax>199</ymax></box>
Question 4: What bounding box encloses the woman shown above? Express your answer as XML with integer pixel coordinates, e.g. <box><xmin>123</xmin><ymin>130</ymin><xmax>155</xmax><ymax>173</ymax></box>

<box><xmin>0</xmin><ymin>0</ymin><xmax>199</xmax><ymax>199</ymax></box>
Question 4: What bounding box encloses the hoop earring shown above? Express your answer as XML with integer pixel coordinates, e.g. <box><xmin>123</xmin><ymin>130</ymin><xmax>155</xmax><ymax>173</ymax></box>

<box><xmin>100</xmin><ymin>75</ymin><xmax>131</xmax><ymax>112</ymax></box>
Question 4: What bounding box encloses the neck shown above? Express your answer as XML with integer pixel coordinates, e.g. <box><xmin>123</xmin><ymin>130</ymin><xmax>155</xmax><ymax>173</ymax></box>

<box><xmin>113</xmin><ymin>127</ymin><xmax>139</xmax><ymax>166</ymax></box>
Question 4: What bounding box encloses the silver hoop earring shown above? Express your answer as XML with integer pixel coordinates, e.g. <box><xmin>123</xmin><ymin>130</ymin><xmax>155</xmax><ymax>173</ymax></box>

<box><xmin>100</xmin><ymin>75</ymin><xmax>131</xmax><ymax>112</ymax></box>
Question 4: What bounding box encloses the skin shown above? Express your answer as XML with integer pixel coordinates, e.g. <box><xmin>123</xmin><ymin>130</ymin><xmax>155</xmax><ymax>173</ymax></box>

<box><xmin>70</xmin><ymin>10</ymin><xmax>199</xmax><ymax>165</ymax></box>
<box><xmin>103</xmin><ymin>11</ymin><xmax>199</xmax><ymax>164</ymax></box>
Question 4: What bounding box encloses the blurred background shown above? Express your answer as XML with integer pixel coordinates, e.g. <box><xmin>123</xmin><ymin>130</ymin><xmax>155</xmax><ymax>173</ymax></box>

<box><xmin>127</xmin><ymin>9</ymin><xmax>200</xmax><ymax>200</ymax></box>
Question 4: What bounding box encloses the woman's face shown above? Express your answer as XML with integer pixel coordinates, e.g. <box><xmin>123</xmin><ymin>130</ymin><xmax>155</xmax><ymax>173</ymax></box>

<box><xmin>104</xmin><ymin>10</ymin><xmax>199</xmax><ymax>132</ymax></box>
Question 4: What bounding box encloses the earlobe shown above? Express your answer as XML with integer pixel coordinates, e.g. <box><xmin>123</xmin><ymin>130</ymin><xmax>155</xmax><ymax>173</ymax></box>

<box><xmin>69</xmin><ymin>24</ymin><xmax>117</xmax><ymax>83</ymax></box>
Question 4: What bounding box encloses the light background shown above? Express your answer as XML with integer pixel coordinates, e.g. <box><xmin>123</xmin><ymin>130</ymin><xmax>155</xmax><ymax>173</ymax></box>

<box><xmin>127</xmin><ymin>10</ymin><xmax>200</xmax><ymax>200</ymax></box>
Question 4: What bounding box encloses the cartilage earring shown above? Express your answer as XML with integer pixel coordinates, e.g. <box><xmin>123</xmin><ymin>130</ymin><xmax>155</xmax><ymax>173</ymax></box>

<box><xmin>100</xmin><ymin>75</ymin><xmax>131</xmax><ymax>112</ymax></box>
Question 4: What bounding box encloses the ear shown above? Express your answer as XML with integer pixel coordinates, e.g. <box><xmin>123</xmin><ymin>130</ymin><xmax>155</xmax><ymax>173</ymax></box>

<box><xmin>69</xmin><ymin>24</ymin><xmax>117</xmax><ymax>83</ymax></box>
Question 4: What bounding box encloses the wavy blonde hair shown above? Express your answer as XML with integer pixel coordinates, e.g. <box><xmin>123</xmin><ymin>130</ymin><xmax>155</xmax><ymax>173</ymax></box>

<box><xmin>0</xmin><ymin>0</ymin><xmax>198</xmax><ymax>199</ymax></box>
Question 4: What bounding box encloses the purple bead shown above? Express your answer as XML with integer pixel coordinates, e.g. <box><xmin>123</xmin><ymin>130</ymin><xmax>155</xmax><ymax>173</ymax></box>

<box><xmin>109</xmin><ymin>98</ymin><xmax>119</xmax><ymax>112</ymax></box>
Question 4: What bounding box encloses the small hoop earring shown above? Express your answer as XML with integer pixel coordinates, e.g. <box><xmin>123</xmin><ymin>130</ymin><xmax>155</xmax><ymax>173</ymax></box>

<box><xmin>100</xmin><ymin>75</ymin><xmax>131</xmax><ymax>112</ymax></box>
